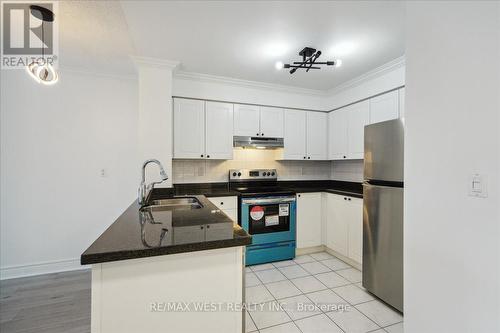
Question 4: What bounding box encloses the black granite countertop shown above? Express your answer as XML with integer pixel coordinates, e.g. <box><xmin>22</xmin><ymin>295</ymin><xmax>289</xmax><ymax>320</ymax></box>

<box><xmin>171</xmin><ymin>180</ymin><xmax>363</xmax><ymax>199</ymax></box>
<box><xmin>81</xmin><ymin>195</ymin><xmax>252</xmax><ymax>265</ymax></box>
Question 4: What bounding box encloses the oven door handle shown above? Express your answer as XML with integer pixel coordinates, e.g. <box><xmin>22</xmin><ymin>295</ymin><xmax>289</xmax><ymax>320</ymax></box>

<box><xmin>242</xmin><ymin>197</ymin><xmax>296</xmax><ymax>205</ymax></box>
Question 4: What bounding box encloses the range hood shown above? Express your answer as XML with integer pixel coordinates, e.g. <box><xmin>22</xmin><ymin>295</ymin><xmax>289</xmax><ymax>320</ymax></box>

<box><xmin>233</xmin><ymin>136</ymin><xmax>284</xmax><ymax>149</ymax></box>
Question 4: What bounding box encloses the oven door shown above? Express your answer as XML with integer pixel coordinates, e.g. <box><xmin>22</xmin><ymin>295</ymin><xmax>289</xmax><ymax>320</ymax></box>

<box><xmin>241</xmin><ymin>196</ymin><xmax>296</xmax><ymax>244</ymax></box>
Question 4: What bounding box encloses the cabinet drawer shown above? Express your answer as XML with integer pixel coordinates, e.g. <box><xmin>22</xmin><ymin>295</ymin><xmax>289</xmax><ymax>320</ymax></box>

<box><xmin>208</xmin><ymin>196</ymin><xmax>237</xmax><ymax>210</ymax></box>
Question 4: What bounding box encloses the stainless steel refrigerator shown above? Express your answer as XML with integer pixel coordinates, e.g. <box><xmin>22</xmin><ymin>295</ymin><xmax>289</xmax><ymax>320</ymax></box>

<box><xmin>363</xmin><ymin>118</ymin><xmax>404</xmax><ymax>313</ymax></box>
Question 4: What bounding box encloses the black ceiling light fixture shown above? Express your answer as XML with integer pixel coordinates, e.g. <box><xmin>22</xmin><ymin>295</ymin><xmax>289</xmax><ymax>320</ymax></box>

<box><xmin>282</xmin><ymin>47</ymin><xmax>339</xmax><ymax>74</ymax></box>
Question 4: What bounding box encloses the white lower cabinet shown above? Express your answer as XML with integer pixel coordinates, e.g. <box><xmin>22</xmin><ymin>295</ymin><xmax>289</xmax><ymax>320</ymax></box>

<box><xmin>296</xmin><ymin>193</ymin><xmax>323</xmax><ymax>248</ymax></box>
<box><xmin>207</xmin><ymin>196</ymin><xmax>238</xmax><ymax>222</ymax></box>
<box><xmin>325</xmin><ymin>193</ymin><xmax>363</xmax><ymax>264</ymax></box>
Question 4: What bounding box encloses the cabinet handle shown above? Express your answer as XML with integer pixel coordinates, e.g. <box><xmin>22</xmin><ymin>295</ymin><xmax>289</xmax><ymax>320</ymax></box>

<box><xmin>261</xmin><ymin>133</ymin><xmax>264</xmax><ymax>136</ymax></box>
<box><xmin>206</xmin><ymin>225</ymin><xmax>210</xmax><ymax>229</ymax></box>
<box><xmin>298</xmin><ymin>194</ymin><xmax>301</xmax><ymax>198</ymax></box>
<box><xmin>200</xmin><ymin>226</ymin><xmax>204</xmax><ymax>230</ymax></box>
<box><xmin>220</xmin><ymin>202</ymin><xmax>224</xmax><ymax>205</ymax></box>
<box><xmin>307</xmin><ymin>157</ymin><xmax>311</xmax><ymax>159</ymax></box>
<box><xmin>256</xmin><ymin>133</ymin><xmax>259</xmax><ymax>136</ymax></box>
<box><xmin>344</xmin><ymin>197</ymin><xmax>347</xmax><ymax>200</ymax></box>
<box><xmin>343</xmin><ymin>156</ymin><xmax>346</xmax><ymax>159</ymax></box>
<box><xmin>348</xmin><ymin>198</ymin><xmax>351</xmax><ymax>201</ymax></box>
<box><xmin>206</xmin><ymin>155</ymin><xmax>210</xmax><ymax>158</ymax></box>
<box><xmin>201</xmin><ymin>154</ymin><xmax>204</xmax><ymax>157</ymax></box>
<box><xmin>303</xmin><ymin>156</ymin><xmax>306</xmax><ymax>159</ymax></box>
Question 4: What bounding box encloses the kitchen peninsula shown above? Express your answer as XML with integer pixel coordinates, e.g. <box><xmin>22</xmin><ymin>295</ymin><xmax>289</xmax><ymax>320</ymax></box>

<box><xmin>81</xmin><ymin>194</ymin><xmax>251</xmax><ymax>333</ymax></box>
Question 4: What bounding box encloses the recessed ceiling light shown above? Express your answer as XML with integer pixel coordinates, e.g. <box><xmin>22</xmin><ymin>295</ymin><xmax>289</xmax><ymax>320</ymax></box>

<box><xmin>275</xmin><ymin>61</ymin><xmax>284</xmax><ymax>70</ymax></box>
<box><xmin>330</xmin><ymin>41</ymin><xmax>358</xmax><ymax>57</ymax></box>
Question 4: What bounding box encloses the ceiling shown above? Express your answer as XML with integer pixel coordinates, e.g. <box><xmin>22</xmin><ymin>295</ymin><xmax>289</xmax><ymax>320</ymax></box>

<box><xmin>58</xmin><ymin>1</ymin><xmax>405</xmax><ymax>91</ymax></box>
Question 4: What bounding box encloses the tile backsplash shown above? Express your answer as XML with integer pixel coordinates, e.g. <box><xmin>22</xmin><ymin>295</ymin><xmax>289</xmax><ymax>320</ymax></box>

<box><xmin>173</xmin><ymin>148</ymin><xmax>364</xmax><ymax>184</ymax></box>
<box><xmin>173</xmin><ymin>148</ymin><xmax>332</xmax><ymax>183</ymax></box>
<box><xmin>330</xmin><ymin>159</ymin><xmax>364</xmax><ymax>182</ymax></box>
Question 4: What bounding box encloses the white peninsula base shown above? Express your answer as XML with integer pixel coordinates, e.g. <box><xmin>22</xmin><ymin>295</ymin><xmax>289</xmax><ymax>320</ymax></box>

<box><xmin>90</xmin><ymin>247</ymin><xmax>245</xmax><ymax>333</ymax></box>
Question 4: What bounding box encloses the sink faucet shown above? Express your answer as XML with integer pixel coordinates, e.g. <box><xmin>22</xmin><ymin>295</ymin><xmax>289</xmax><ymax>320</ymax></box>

<box><xmin>138</xmin><ymin>159</ymin><xmax>168</xmax><ymax>206</ymax></box>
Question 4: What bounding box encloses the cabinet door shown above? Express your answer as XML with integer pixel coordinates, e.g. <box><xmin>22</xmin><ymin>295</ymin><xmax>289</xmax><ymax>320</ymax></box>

<box><xmin>347</xmin><ymin>197</ymin><xmax>363</xmax><ymax>264</ymax></box>
<box><xmin>328</xmin><ymin>108</ymin><xmax>348</xmax><ymax>160</ymax></box>
<box><xmin>347</xmin><ymin>100</ymin><xmax>370</xmax><ymax>159</ymax></box>
<box><xmin>283</xmin><ymin>109</ymin><xmax>307</xmax><ymax>160</ymax></box>
<box><xmin>398</xmin><ymin>87</ymin><xmax>405</xmax><ymax>119</ymax></box>
<box><xmin>233</xmin><ymin>104</ymin><xmax>260</xmax><ymax>137</ymax></box>
<box><xmin>296</xmin><ymin>193</ymin><xmax>322</xmax><ymax>248</ymax></box>
<box><xmin>173</xmin><ymin>98</ymin><xmax>205</xmax><ymax>159</ymax></box>
<box><xmin>260</xmin><ymin>106</ymin><xmax>284</xmax><ymax>138</ymax></box>
<box><xmin>326</xmin><ymin>194</ymin><xmax>348</xmax><ymax>257</ymax></box>
<box><xmin>306</xmin><ymin>112</ymin><xmax>328</xmax><ymax>160</ymax></box>
<box><xmin>369</xmin><ymin>90</ymin><xmax>399</xmax><ymax>124</ymax></box>
<box><xmin>205</xmin><ymin>101</ymin><xmax>234</xmax><ymax>159</ymax></box>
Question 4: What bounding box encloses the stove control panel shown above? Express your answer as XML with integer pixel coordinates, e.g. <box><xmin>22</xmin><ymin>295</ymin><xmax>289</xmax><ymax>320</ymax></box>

<box><xmin>229</xmin><ymin>169</ymin><xmax>277</xmax><ymax>181</ymax></box>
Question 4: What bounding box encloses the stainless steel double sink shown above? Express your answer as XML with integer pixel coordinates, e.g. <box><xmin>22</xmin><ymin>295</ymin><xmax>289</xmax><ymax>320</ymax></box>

<box><xmin>141</xmin><ymin>197</ymin><xmax>203</xmax><ymax>211</ymax></box>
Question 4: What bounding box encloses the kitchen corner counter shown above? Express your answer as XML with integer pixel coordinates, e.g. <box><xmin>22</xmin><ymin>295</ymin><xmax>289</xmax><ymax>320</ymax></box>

<box><xmin>80</xmin><ymin>195</ymin><xmax>251</xmax><ymax>265</ymax></box>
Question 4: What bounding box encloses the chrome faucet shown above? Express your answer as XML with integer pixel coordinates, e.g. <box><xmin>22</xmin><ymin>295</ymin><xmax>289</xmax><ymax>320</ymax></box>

<box><xmin>138</xmin><ymin>159</ymin><xmax>168</xmax><ymax>206</ymax></box>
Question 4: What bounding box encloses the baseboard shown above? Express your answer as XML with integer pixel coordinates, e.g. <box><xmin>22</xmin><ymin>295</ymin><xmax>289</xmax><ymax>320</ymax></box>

<box><xmin>1</xmin><ymin>258</ymin><xmax>90</xmax><ymax>280</ymax></box>
<box><xmin>296</xmin><ymin>245</ymin><xmax>326</xmax><ymax>256</ymax></box>
<box><xmin>324</xmin><ymin>247</ymin><xmax>362</xmax><ymax>270</ymax></box>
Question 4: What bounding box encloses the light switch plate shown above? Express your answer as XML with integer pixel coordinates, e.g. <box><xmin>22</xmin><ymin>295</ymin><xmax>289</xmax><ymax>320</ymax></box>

<box><xmin>469</xmin><ymin>173</ymin><xmax>487</xmax><ymax>198</ymax></box>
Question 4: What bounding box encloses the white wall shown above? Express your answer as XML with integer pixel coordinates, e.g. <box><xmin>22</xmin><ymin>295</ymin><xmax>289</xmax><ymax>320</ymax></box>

<box><xmin>405</xmin><ymin>2</ymin><xmax>499</xmax><ymax>332</ymax></box>
<box><xmin>326</xmin><ymin>57</ymin><xmax>405</xmax><ymax>110</ymax></box>
<box><xmin>0</xmin><ymin>69</ymin><xmax>139</xmax><ymax>279</ymax></box>
<box><xmin>173</xmin><ymin>72</ymin><xmax>328</xmax><ymax>111</ymax></box>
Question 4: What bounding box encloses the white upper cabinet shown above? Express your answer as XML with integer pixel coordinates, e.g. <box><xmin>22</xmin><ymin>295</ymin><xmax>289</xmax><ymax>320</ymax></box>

<box><xmin>306</xmin><ymin>112</ymin><xmax>328</xmax><ymax>160</ymax></box>
<box><xmin>173</xmin><ymin>98</ymin><xmax>205</xmax><ymax>159</ymax></box>
<box><xmin>205</xmin><ymin>101</ymin><xmax>234</xmax><ymax>160</ymax></box>
<box><xmin>347</xmin><ymin>100</ymin><xmax>370</xmax><ymax>159</ymax></box>
<box><xmin>233</xmin><ymin>104</ymin><xmax>260</xmax><ymax>136</ymax></box>
<box><xmin>328</xmin><ymin>108</ymin><xmax>349</xmax><ymax>160</ymax></box>
<box><xmin>234</xmin><ymin>104</ymin><xmax>284</xmax><ymax>138</ymax></box>
<box><xmin>260</xmin><ymin>106</ymin><xmax>284</xmax><ymax>138</ymax></box>
<box><xmin>399</xmin><ymin>87</ymin><xmax>405</xmax><ymax>119</ymax></box>
<box><xmin>369</xmin><ymin>90</ymin><xmax>399</xmax><ymax>124</ymax></box>
<box><xmin>283</xmin><ymin>109</ymin><xmax>307</xmax><ymax>160</ymax></box>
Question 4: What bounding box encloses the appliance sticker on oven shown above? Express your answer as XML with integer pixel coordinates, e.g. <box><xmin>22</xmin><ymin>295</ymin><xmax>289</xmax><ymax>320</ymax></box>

<box><xmin>265</xmin><ymin>215</ymin><xmax>279</xmax><ymax>226</ymax></box>
<box><xmin>250</xmin><ymin>206</ymin><xmax>264</xmax><ymax>221</ymax></box>
<box><xmin>279</xmin><ymin>204</ymin><xmax>289</xmax><ymax>216</ymax></box>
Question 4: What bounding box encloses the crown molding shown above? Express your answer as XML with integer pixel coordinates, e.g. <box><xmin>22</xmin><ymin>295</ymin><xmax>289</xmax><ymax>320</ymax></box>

<box><xmin>327</xmin><ymin>56</ymin><xmax>406</xmax><ymax>96</ymax></box>
<box><xmin>174</xmin><ymin>70</ymin><xmax>328</xmax><ymax>97</ymax></box>
<box><xmin>131</xmin><ymin>56</ymin><xmax>180</xmax><ymax>70</ymax></box>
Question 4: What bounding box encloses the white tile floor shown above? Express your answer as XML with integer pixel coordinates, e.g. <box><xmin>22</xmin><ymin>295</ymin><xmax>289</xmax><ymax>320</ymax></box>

<box><xmin>245</xmin><ymin>252</ymin><xmax>403</xmax><ymax>333</ymax></box>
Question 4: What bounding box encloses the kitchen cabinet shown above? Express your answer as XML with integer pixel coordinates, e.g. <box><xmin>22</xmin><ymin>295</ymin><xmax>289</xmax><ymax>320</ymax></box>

<box><xmin>208</xmin><ymin>196</ymin><xmax>238</xmax><ymax>222</ymax></box>
<box><xmin>283</xmin><ymin>109</ymin><xmax>307</xmax><ymax>159</ymax></box>
<box><xmin>233</xmin><ymin>104</ymin><xmax>284</xmax><ymax>138</ymax></box>
<box><xmin>369</xmin><ymin>90</ymin><xmax>399</xmax><ymax>124</ymax></box>
<box><xmin>283</xmin><ymin>110</ymin><xmax>327</xmax><ymax>160</ymax></box>
<box><xmin>173</xmin><ymin>98</ymin><xmax>205</xmax><ymax>159</ymax></box>
<box><xmin>205</xmin><ymin>102</ymin><xmax>234</xmax><ymax>159</ymax></box>
<box><xmin>347</xmin><ymin>100</ymin><xmax>370</xmax><ymax>159</ymax></box>
<box><xmin>296</xmin><ymin>193</ymin><xmax>322</xmax><ymax>249</ymax></box>
<box><xmin>306</xmin><ymin>112</ymin><xmax>328</xmax><ymax>160</ymax></box>
<box><xmin>233</xmin><ymin>104</ymin><xmax>260</xmax><ymax>136</ymax></box>
<box><xmin>325</xmin><ymin>193</ymin><xmax>363</xmax><ymax>263</ymax></box>
<box><xmin>399</xmin><ymin>87</ymin><xmax>405</xmax><ymax>119</ymax></box>
<box><xmin>173</xmin><ymin>98</ymin><xmax>233</xmax><ymax>160</ymax></box>
<box><xmin>260</xmin><ymin>106</ymin><xmax>284</xmax><ymax>138</ymax></box>
<box><xmin>328</xmin><ymin>108</ymin><xmax>349</xmax><ymax>160</ymax></box>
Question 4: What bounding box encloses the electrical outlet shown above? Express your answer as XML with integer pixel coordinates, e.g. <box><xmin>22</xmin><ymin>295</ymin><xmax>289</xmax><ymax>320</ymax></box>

<box><xmin>469</xmin><ymin>173</ymin><xmax>487</xmax><ymax>198</ymax></box>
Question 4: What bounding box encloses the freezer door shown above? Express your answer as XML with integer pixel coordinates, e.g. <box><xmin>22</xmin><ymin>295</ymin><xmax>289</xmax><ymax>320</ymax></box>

<box><xmin>364</xmin><ymin>119</ymin><xmax>404</xmax><ymax>182</ymax></box>
<box><xmin>362</xmin><ymin>183</ymin><xmax>403</xmax><ymax>312</ymax></box>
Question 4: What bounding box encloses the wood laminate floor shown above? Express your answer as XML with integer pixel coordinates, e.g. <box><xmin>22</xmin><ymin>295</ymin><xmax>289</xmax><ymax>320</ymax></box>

<box><xmin>0</xmin><ymin>270</ymin><xmax>91</xmax><ymax>333</ymax></box>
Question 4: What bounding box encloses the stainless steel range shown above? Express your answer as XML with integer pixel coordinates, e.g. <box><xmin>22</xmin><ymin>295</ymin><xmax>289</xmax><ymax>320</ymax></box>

<box><xmin>229</xmin><ymin>169</ymin><xmax>296</xmax><ymax>265</ymax></box>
